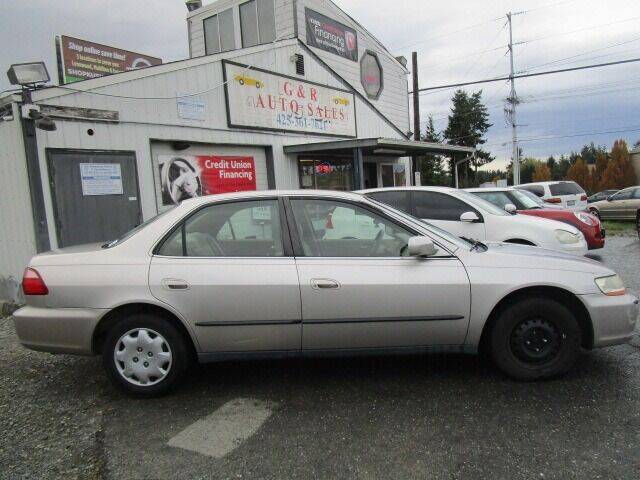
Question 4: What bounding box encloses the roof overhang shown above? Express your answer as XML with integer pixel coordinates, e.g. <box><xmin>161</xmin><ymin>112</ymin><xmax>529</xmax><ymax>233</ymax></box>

<box><xmin>283</xmin><ymin>138</ymin><xmax>475</xmax><ymax>157</ymax></box>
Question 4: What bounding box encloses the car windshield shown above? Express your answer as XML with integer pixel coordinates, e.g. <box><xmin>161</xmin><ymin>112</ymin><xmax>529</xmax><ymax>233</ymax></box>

<box><xmin>102</xmin><ymin>207</ymin><xmax>176</xmax><ymax>248</ymax></box>
<box><xmin>549</xmin><ymin>182</ymin><xmax>585</xmax><ymax>195</ymax></box>
<box><xmin>510</xmin><ymin>189</ymin><xmax>541</xmax><ymax>209</ymax></box>
<box><xmin>517</xmin><ymin>189</ymin><xmax>546</xmax><ymax>206</ymax></box>
<box><xmin>455</xmin><ymin>190</ymin><xmax>510</xmax><ymax>216</ymax></box>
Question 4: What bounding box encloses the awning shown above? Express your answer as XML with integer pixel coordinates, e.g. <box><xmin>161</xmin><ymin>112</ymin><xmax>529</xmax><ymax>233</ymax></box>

<box><xmin>283</xmin><ymin>137</ymin><xmax>475</xmax><ymax>157</ymax></box>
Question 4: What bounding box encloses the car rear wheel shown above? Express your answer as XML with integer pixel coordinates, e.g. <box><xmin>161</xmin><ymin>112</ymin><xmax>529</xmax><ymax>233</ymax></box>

<box><xmin>102</xmin><ymin>314</ymin><xmax>190</xmax><ymax>397</ymax></box>
<box><xmin>489</xmin><ymin>297</ymin><xmax>582</xmax><ymax>380</ymax></box>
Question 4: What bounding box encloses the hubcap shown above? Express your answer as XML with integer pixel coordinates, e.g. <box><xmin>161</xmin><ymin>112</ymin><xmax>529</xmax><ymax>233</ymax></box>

<box><xmin>113</xmin><ymin>328</ymin><xmax>172</xmax><ymax>386</ymax></box>
<box><xmin>510</xmin><ymin>318</ymin><xmax>562</xmax><ymax>365</ymax></box>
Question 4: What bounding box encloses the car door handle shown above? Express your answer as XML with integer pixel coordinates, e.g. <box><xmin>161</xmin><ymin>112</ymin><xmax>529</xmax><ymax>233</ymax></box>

<box><xmin>162</xmin><ymin>279</ymin><xmax>190</xmax><ymax>291</ymax></box>
<box><xmin>311</xmin><ymin>278</ymin><xmax>340</xmax><ymax>290</ymax></box>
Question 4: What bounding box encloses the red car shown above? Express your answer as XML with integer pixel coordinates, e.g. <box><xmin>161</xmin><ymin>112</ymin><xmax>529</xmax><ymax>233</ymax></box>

<box><xmin>468</xmin><ymin>187</ymin><xmax>605</xmax><ymax>250</ymax></box>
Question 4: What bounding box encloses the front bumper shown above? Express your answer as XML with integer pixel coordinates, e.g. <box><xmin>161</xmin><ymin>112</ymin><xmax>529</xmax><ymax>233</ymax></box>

<box><xmin>580</xmin><ymin>293</ymin><xmax>639</xmax><ymax>348</ymax></box>
<box><xmin>12</xmin><ymin>305</ymin><xmax>105</xmax><ymax>355</ymax></box>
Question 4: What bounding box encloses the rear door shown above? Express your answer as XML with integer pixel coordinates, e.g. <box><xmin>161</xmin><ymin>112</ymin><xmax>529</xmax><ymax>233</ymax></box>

<box><xmin>47</xmin><ymin>149</ymin><xmax>141</xmax><ymax>247</ymax></box>
<box><xmin>287</xmin><ymin>197</ymin><xmax>471</xmax><ymax>350</ymax></box>
<box><xmin>603</xmin><ymin>189</ymin><xmax>633</xmax><ymax>219</ymax></box>
<box><xmin>149</xmin><ymin>198</ymin><xmax>302</xmax><ymax>353</ymax></box>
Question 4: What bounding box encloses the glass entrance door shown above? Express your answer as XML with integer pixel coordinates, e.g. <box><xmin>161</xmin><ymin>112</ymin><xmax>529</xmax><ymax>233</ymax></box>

<box><xmin>381</xmin><ymin>164</ymin><xmax>407</xmax><ymax>187</ymax></box>
<box><xmin>299</xmin><ymin>158</ymin><xmax>354</xmax><ymax>191</ymax></box>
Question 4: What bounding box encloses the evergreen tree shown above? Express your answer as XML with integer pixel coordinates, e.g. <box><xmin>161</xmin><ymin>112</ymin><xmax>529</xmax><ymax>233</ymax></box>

<box><xmin>443</xmin><ymin>89</ymin><xmax>493</xmax><ymax>186</ymax></box>
<box><xmin>419</xmin><ymin>115</ymin><xmax>446</xmax><ymax>185</ymax></box>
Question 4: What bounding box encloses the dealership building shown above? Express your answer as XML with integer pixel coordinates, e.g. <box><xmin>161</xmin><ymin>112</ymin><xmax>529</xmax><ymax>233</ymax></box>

<box><xmin>0</xmin><ymin>0</ymin><xmax>471</xmax><ymax>305</ymax></box>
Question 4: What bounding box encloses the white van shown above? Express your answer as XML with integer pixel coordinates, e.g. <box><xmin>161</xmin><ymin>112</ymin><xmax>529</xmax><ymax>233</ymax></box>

<box><xmin>518</xmin><ymin>181</ymin><xmax>588</xmax><ymax>212</ymax></box>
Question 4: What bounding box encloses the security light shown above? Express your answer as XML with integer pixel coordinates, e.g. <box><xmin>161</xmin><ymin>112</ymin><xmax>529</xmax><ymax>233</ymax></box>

<box><xmin>185</xmin><ymin>0</ymin><xmax>202</xmax><ymax>12</ymax></box>
<box><xmin>6</xmin><ymin>62</ymin><xmax>50</xmax><ymax>86</ymax></box>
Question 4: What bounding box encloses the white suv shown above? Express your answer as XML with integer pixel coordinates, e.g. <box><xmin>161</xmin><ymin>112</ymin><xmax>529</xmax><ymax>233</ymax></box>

<box><xmin>518</xmin><ymin>181</ymin><xmax>588</xmax><ymax>212</ymax></box>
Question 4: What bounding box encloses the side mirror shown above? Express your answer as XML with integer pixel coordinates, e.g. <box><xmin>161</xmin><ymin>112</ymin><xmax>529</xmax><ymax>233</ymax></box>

<box><xmin>460</xmin><ymin>211</ymin><xmax>480</xmax><ymax>223</ymax></box>
<box><xmin>504</xmin><ymin>203</ymin><xmax>517</xmax><ymax>214</ymax></box>
<box><xmin>606</xmin><ymin>195</ymin><xmax>613</xmax><ymax>202</ymax></box>
<box><xmin>408</xmin><ymin>236</ymin><xmax>438</xmax><ymax>257</ymax></box>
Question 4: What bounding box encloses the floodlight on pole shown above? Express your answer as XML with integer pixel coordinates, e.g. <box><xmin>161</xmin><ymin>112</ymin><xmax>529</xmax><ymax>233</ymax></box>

<box><xmin>6</xmin><ymin>62</ymin><xmax>50</xmax><ymax>86</ymax></box>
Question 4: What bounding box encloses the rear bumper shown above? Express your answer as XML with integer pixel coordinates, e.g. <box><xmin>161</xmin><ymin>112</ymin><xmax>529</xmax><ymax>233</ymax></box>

<box><xmin>580</xmin><ymin>293</ymin><xmax>639</xmax><ymax>348</ymax></box>
<box><xmin>12</xmin><ymin>305</ymin><xmax>105</xmax><ymax>355</ymax></box>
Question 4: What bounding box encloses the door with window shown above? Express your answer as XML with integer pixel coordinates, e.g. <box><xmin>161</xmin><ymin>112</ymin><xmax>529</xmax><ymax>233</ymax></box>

<box><xmin>149</xmin><ymin>199</ymin><xmax>301</xmax><ymax>353</ymax></box>
<box><xmin>288</xmin><ymin>197</ymin><xmax>470</xmax><ymax>350</ymax></box>
<box><xmin>410</xmin><ymin>191</ymin><xmax>486</xmax><ymax>240</ymax></box>
<box><xmin>380</xmin><ymin>164</ymin><xmax>407</xmax><ymax>187</ymax></box>
<box><xmin>602</xmin><ymin>189</ymin><xmax>633</xmax><ymax>219</ymax></box>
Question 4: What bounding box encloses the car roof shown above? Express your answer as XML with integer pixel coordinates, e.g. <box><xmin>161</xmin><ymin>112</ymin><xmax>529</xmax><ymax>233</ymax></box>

<box><xmin>521</xmin><ymin>181</ymin><xmax>577</xmax><ymax>187</ymax></box>
<box><xmin>357</xmin><ymin>186</ymin><xmax>457</xmax><ymax>194</ymax></box>
<box><xmin>178</xmin><ymin>189</ymin><xmax>368</xmax><ymax>207</ymax></box>
<box><xmin>465</xmin><ymin>187</ymin><xmax>517</xmax><ymax>193</ymax></box>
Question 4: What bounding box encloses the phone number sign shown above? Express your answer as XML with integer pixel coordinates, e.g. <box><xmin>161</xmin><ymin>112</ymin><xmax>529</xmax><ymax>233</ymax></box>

<box><xmin>223</xmin><ymin>61</ymin><xmax>356</xmax><ymax>137</ymax></box>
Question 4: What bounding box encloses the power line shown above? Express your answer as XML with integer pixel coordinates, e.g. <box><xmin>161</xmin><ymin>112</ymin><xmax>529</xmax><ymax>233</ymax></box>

<box><xmin>413</xmin><ymin>57</ymin><xmax>640</xmax><ymax>93</ymax></box>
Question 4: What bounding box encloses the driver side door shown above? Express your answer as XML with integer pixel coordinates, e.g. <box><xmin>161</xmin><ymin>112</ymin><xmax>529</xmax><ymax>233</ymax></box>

<box><xmin>288</xmin><ymin>197</ymin><xmax>471</xmax><ymax>351</ymax></box>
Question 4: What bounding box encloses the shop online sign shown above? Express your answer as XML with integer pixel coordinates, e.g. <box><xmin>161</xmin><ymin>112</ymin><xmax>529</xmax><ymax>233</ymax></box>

<box><xmin>224</xmin><ymin>61</ymin><xmax>356</xmax><ymax>137</ymax></box>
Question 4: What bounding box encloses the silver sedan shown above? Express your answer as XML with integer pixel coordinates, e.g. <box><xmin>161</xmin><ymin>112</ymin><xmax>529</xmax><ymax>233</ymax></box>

<box><xmin>13</xmin><ymin>190</ymin><xmax>639</xmax><ymax>396</ymax></box>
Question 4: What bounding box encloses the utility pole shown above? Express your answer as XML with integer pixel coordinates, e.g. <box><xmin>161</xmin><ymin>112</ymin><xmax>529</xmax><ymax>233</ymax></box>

<box><xmin>412</xmin><ymin>52</ymin><xmax>421</xmax><ymax>185</ymax></box>
<box><xmin>506</xmin><ymin>12</ymin><xmax>520</xmax><ymax>185</ymax></box>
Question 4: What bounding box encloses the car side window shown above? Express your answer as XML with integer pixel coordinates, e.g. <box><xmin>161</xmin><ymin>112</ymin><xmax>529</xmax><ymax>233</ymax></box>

<box><xmin>412</xmin><ymin>191</ymin><xmax>476</xmax><ymax>221</ymax></box>
<box><xmin>520</xmin><ymin>185</ymin><xmax>545</xmax><ymax>197</ymax></box>
<box><xmin>157</xmin><ymin>200</ymin><xmax>284</xmax><ymax>257</ymax></box>
<box><xmin>633</xmin><ymin>188</ymin><xmax>640</xmax><ymax>199</ymax></box>
<box><xmin>612</xmin><ymin>190</ymin><xmax>633</xmax><ymax>201</ymax></box>
<box><xmin>366</xmin><ymin>191</ymin><xmax>411</xmax><ymax>214</ymax></box>
<box><xmin>290</xmin><ymin>199</ymin><xmax>413</xmax><ymax>257</ymax></box>
<box><xmin>474</xmin><ymin>192</ymin><xmax>513</xmax><ymax>210</ymax></box>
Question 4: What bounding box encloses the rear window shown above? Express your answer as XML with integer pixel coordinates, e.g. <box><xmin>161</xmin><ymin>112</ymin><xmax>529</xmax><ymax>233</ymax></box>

<box><xmin>519</xmin><ymin>184</ymin><xmax>545</xmax><ymax>197</ymax></box>
<box><xmin>366</xmin><ymin>191</ymin><xmax>411</xmax><ymax>214</ymax></box>
<box><xmin>549</xmin><ymin>182</ymin><xmax>585</xmax><ymax>195</ymax></box>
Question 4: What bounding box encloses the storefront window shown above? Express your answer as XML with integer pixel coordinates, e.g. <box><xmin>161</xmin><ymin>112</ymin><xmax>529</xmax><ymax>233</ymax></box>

<box><xmin>299</xmin><ymin>158</ymin><xmax>354</xmax><ymax>191</ymax></box>
<box><xmin>381</xmin><ymin>164</ymin><xmax>406</xmax><ymax>187</ymax></box>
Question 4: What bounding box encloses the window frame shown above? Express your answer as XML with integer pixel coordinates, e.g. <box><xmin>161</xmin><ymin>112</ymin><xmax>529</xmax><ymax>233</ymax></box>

<box><xmin>360</xmin><ymin>49</ymin><xmax>384</xmax><ymax>100</ymax></box>
<box><xmin>611</xmin><ymin>189</ymin><xmax>633</xmax><ymax>201</ymax></box>
<box><xmin>153</xmin><ymin>197</ymin><xmax>294</xmax><ymax>258</ymax></box>
<box><xmin>283</xmin><ymin>196</ymin><xmax>424</xmax><ymax>258</ymax></box>
<box><xmin>239</xmin><ymin>0</ymin><xmax>276</xmax><ymax>48</ymax></box>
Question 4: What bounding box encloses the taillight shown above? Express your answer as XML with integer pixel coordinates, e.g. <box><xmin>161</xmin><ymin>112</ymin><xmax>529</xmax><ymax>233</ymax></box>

<box><xmin>544</xmin><ymin>197</ymin><xmax>562</xmax><ymax>204</ymax></box>
<box><xmin>22</xmin><ymin>268</ymin><xmax>49</xmax><ymax>295</ymax></box>
<box><xmin>580</xmin><ymin>195</ymin><xmax>587</xmax><ymax>201</ymax></box>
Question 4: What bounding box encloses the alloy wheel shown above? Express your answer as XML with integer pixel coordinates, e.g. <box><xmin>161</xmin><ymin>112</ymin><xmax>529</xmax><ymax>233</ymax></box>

<box><xmin>113</xmin><ymin>328</ymin><xmax>172</xmax><ymax>386</ymax></box>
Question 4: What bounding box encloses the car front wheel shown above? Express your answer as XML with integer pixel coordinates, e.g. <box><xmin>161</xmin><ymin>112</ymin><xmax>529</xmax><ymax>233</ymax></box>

<box><xmin>589</xmin><ymin>208</ymin><xmax>601</xmax><ymax>220</ymax></box>
<box><xmin>102</xmin><ymin>314</ymin><xmax>190</xmax><ymax>397</ymax></box>
<box><xmin>489</xmin><ymin>297</ymin><xmax>582</xmax><ymax>380</ymax></box>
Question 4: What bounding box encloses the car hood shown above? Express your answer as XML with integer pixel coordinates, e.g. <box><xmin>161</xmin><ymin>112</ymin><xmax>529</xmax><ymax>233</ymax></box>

<box><xmin>507</xmin><ymin>212</ymin><xmax>580</xmax><ymax>234</ymax></box>
<box><xmin>459</xmin><ymin>241</ymin><xmax>612</xmax><ymax>275</ymax></box>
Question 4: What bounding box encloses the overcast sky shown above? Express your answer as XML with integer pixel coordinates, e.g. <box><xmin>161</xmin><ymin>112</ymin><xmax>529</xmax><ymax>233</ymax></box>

<box><xmin>2</xmin><ymin>0</ymin><xmax>638</xmax><ymax>170</ymax></box>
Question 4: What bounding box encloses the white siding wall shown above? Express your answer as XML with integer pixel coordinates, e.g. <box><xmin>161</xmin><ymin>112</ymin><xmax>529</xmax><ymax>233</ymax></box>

<box><xmin>188</xmin><ymin>0</ymin><xmax>296</xmax><ymax>58</ymax></box>
<box><xmin>296</xmin><ymin>0</ymin><xmax>410</xmax><ymax>135</ymax></box>
<box><xmin>29</xmin><ymin>41</ymin><xmax>404</xmax><ymax>255</ymax></box>
<box><xmin>0</xmin><ymin>104</ymin><xmax>36</xmax><ymax>303</ymax></box>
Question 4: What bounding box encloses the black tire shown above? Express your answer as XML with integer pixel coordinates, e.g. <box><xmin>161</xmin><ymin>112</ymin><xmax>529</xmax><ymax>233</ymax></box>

<box><xmin>636</xmin><ymin>211</ymin><xmax>639</xmax><ymax>240</ymax></box>
<box><xmin>102</xmin><ymin>314</ymin><xmax>190</xmax><ymax>397</ymax></box>
<box><xmin>489</xmin><ymin>297</ymin><xmax>582</xmax><ymax>380</ymax></box>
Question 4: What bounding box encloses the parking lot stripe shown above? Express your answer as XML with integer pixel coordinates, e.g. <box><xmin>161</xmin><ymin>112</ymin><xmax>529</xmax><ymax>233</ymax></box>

<box><xmin>167</xmin><ymin>398</ymin><xmax>276</xmax><ymax>458</ymax></box>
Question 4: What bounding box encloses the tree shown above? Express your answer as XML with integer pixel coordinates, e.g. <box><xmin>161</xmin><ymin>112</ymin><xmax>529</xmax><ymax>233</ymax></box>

<box><xmin>579</xmin><ymin>142</ymin><xmax>607</xmax><ymax>165</ymax></box>
<box><xmin>532</xmin><ymin>162</ymin><xmax>552</xmax><ymax>182</ymax></box>
<box><xmin>419</xmin><ymin>115</ymin><xmax>447</xmax><ymax>185</ymax></box>
<box><xmin>443</xmin><ymin>89</ymin><xmax>493</xmax><ymax>186</ymax></box>
<box><xmin>592</xmin><ymin>151</ymin><xmax>609</xmax><ymax>192</ymax></box>
<box><xmin>566</xmin><ymin>157</ymin><xmax>592</xmax><ymax>192</ymax></box>
<box><xmin>600</xmin><ymin>139</ymin><xmax>637</xmax><ymax>189</ymax></box>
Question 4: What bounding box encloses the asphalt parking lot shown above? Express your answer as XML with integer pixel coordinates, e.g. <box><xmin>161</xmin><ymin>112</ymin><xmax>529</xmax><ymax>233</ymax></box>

<box><xmin>1</xmin><ymin>235</ymin><xmax>639</xmax><ymax>480</ymax></box>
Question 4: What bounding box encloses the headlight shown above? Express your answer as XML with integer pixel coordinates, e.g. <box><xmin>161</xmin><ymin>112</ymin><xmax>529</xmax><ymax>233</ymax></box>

<box><xmin>574</xmin><ymin>212</ymin><xmax>595</xmax><ymax>226</ymax></box>
<box><xmin>555</xmin><ymin>229</ymin><xmax>580</xmax><ymax>244</ymax></box>
<box><xmin>595</xmin><ymin>274</ymin><xmax>627</xmax><ymax>296</ymax></box>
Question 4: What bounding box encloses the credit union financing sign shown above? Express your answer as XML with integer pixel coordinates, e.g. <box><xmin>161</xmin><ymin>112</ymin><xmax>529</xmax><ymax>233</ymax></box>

<box><xmin>223</xmin><ymin>61</ymin><xmax>356</xmax><ymax>138</ymax></box>
<box><xmin>56</xmin><ymin>35</ymin><xmax>162</xmax><ymax>84</ymax></box>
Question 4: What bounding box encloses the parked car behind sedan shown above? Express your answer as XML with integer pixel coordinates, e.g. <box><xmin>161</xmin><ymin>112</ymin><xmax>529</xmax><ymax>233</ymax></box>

<box><xmin>588</xmin><ymin>186</ymin><xmax>640</xmax><ymax>221</ymax></box>
<box><xmin>13</xmin><ymin>190</ymin><xmax>638</xmax><ymax>397</ymax></box>
<box><xmin>519</xmin><ymin>181</ymin><xmax>588</xmax><ymax>211</ymax></box>
<box><xmin>588</xmin><ymin>190</ymin><xmax>618</xmax><ymax>203</ymax></box>
<box><xmin>466</xmin><ymin>187</ymin><xmax>605</xmax><ymax>250</ymax></box>
<box><xmin>360</xmin><ymin>186</ymin><xmax>588</xmax><ymax>255</ymax></box>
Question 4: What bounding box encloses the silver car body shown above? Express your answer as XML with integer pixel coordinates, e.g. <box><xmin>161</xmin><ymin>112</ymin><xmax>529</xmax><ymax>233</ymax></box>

<box><xmin>13</xmin><ymin>190</ymin><xmax>638</xmax><ymax>360</ymax></box>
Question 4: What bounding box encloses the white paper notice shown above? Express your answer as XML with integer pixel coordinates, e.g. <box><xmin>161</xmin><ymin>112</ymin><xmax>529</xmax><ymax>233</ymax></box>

<box><xmin>80</xmin><ymin>163</ymin><xmax>123</xmax><ymax>196</ymax></box>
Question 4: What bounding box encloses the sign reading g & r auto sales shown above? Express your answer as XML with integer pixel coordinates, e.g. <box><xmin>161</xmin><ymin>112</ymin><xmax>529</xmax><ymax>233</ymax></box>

<box><xmin>56</xmin><ymin>35</ymin><xmax>162</xmax><ymax>84</ymax></box>
<box><xmin>223</xmin><ymin>61</ymin><xmax>356</xmax><ymax>138</ymax></box>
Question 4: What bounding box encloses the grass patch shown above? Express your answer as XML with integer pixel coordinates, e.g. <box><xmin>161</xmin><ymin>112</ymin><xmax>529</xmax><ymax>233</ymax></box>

<box><xmin>603</xmin><ymin>220</ymin><xmax>636</xmax><ymax>236</ymax></box>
